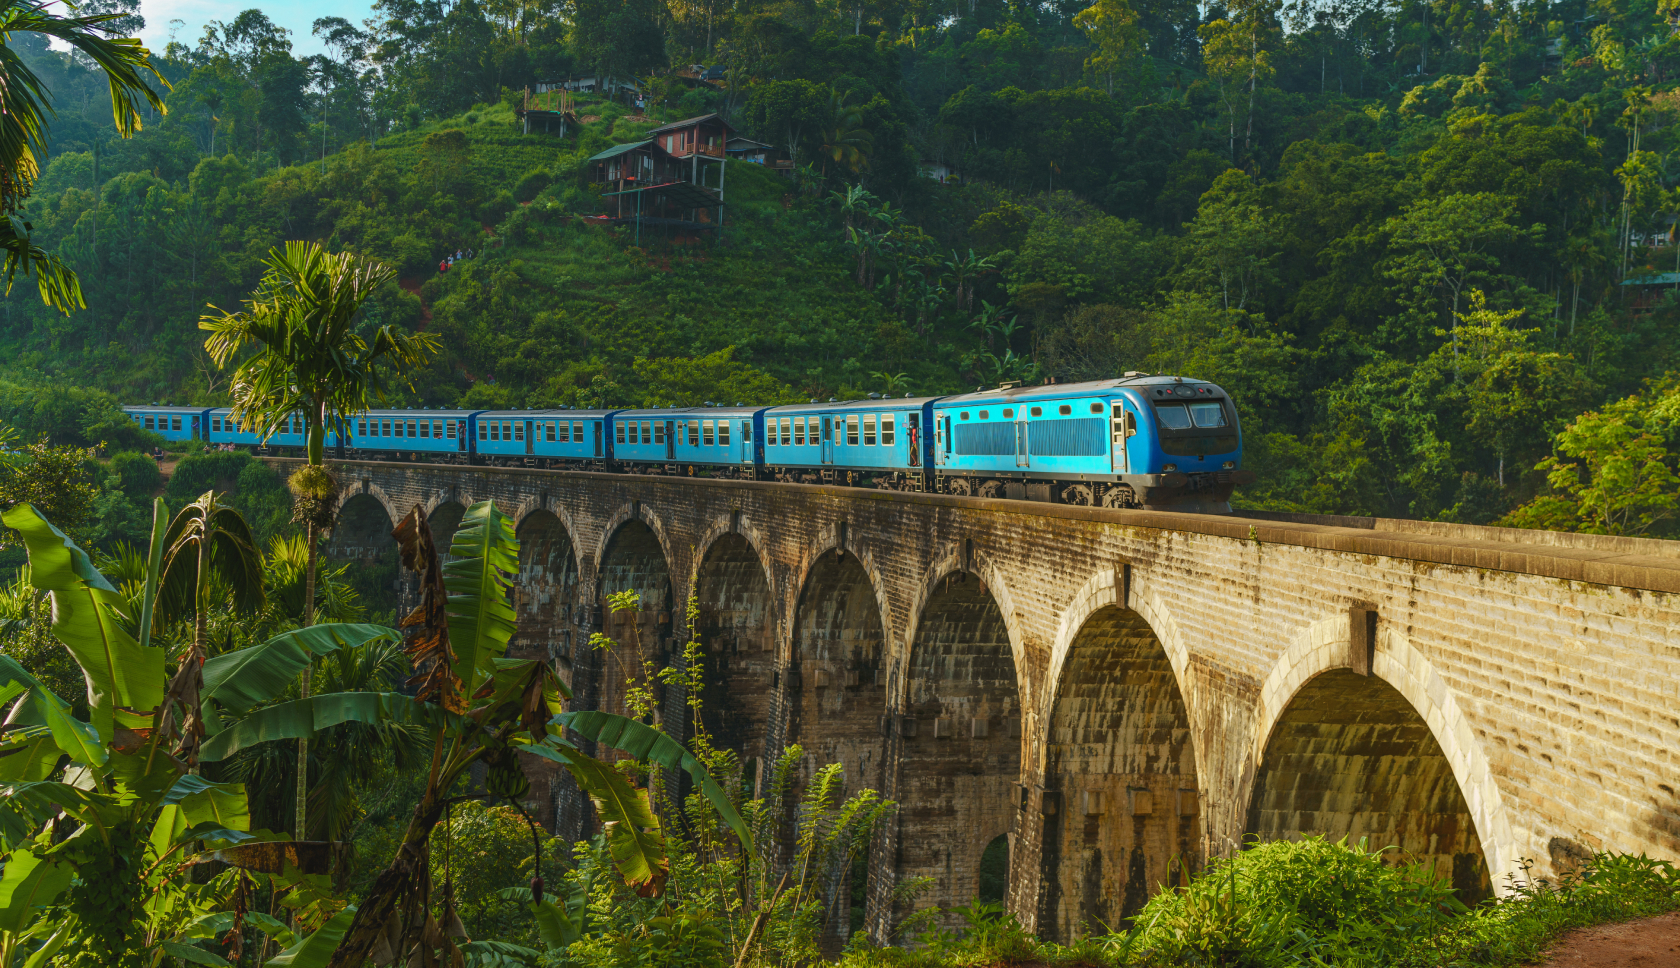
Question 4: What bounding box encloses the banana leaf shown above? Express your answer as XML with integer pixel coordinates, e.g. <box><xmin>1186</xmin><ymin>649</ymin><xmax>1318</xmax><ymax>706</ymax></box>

<box><xmin>137</xmin><ymin>497</ymin><xmax>167</xmax><ymax>650</ymax></box>
<box><xmin>0</xmin><ymin>726</ymin><xmax>59</xmax><ymax>783</ymax></box>
<box><xmin>0</xmin><ymin>851</ymin><xmax>71</xmax><ymax>934</ymax></box>
<box><xmin>0</xmin><ymin>781</ymin><xmax>120</xmax><ymax>851</ymax></box>
<box><xmin>520</xmin><ymin>741</ymin><xmax>667</xmax><ymax>892</ymax></box>
<box><xmin>460</xmin><ymin>941</ymin><xmax>543</xmax><ymax>967</ymax></box>
<box><xmin>551</xmin><ymin>710</ymin><xmax>751</xmax><ymax>851</ymax></box>
<box><xmin>162</xmin><ymin>774</ymin><xmax>250</xmax><ymax>829</ymax></box>
<box><xmin>442</xmin><ymin>502</ymin><xmax>519</xmax><ymax>698</ymax></box>
<box><xmin>0</xmin><ymin>654</ymin><xmax>104</xmax><ymax>769</ymax></box>
<box><xmin>201</xmin><ymin>624</ymin><xmax>399</xmax><ymax>715</ymax></box>
<box><xmin>1</xmin><ymin>504</ymin><xmax>164</xmax><ymax>739</ymax></box>
<box><xmin>159</xmin><ymin>941</ymin><xmax>231</xmax><ymax>966</ymax></box>
<box><xmin>198</xmin><ymin>692</ymin><xmax>462</xmax><ymax>762</ymax></box>
<box><xmin>264</xmin><ymin>904</ymin><xmax>356</xmax><ymax>967</ymax></box>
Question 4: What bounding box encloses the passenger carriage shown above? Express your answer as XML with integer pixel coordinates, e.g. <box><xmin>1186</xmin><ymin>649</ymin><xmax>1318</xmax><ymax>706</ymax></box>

<box><xmin>349</xmin><ymin>409</ymin><xmax>475</xmax><ymax>461</ymax></box>
<box><xmin>609</xmin><ymin>406</ymin><xmax>763</xmax><ymax>476</ymax></box>
<box><xmin>478</xmin><ymin>409</ymin><xmax>614</xmax><ymax>467</ymax></box>
<box><xmin>127</xmin><ymin>406</ymin><xmax>211</xmax><ymax>443</ymax></box>
<box><xmin>761</xmin><ymin>398</ymin><xmax>934</xmax><ymax>488</ymax></box>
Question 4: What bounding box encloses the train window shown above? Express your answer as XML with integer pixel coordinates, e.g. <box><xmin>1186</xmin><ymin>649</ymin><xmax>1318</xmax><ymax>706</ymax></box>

<box><xmin>1189</xmin><ymin>402</ymin><xmax>1227</xmax><ymax>428</ymax></box>
<box><xmin>863</xmin><ymin>415</ymin><xmax>876</xmax><ymax>446</ymax></box>
<box><xmin>435</xmin><ymin>420</ymin><xmax>444</xmax><ymax>438</ymax></box>
<box><xmin>688</xmin><ymin>420</ymin><xmax>700</xmax><ymax>445</ymax></box>
<box><xmin>380</xmin><ymin>420</ymin><xmax>389</xmax><ymax>436</ymax></box>
<box><xmin>1091</xmin><ymin>402</ymin><xmax>1103</xmax><ymax>413</ymax></box>
<box><xmin>639</xmin><ymin>420</ymin><xmax>651</xmax><ymax>444</ymax></box>
<box><xmin>881</xmin><ymin>415</ymin><xmax>895</xmax><ymax>445</ymax></box>
<box><xmin>654</xmin><ymin>421</ymin><xmax>666</xmax><ymax>445</ymax></box>
<box><xmin>512</xmin><ymin>422</ymin><xmax>523</xmax><ymax>443</ymax></box>
<box><xmin>718</xmin><ymin>421</ymin><xmax>731</xmax><ymax>446</ymax></box>
<box><xmin>1031</xmin><ymin>407</ymin><xmax>1042</xmax><ymax>417</ymax></box>
<box><xmin>780</xmin><ymin>417</ymin><xmax>792</xmax><ymax>445</ymax></box>
<box><xmin>615</xmin><ymin>422</ymin><xmax>625</xmax><ymax>444</ymax></box>
<box><xmin>793</xmin><ymin>417</ymin><xmax>805</xmax><ymax>446</ymax></box>
<box><xmin>420</xmin><ymin>421</ymin><xmax>430</xmax><ymax>438</ymax></box>
<box><xmin>502</xmin><ymin>421</ymin><xmax>512</xmax><ymax>441</ymax></box>
<box><xmin>543</xmin><ymin>422</ymin><xmax>553</xmax><ymax>442</ymax></box>
<box><xmin>959</xmin><ymin>412</ymin><xmax>969</xmax><ymax>421</ymax></box>
<box><xmin>766</xmin><ymin>420</ymin><xmax>778</xmax><ymax>446</ymax></box>
<box><xmin>490</xmin><ymin>422</ymin><xmax>500</xmax><ymax>441</ymax></box>
<box><xmin>1058</xmin><ymin>405</ymin><xmax>1072</xmax><ymax>416</ymax></box>
<box><xmin>978</xmin><ymin>411</ymin><xmax>988</xmax><ymax>420</ymax></box>
<box><xmin>398</xmin><ymin>421</ymin><xmax>407</xmax><ymax>438</ymax></box>
<box><xmin>1002</xmin><ymin>409</ymin><xmax>1013</xmax><ymax>419</ymax></box>
<box><xmin>845</xmin><ymin>415</ymin><xmax>859</xmax><ymax>446</ymax></box>
<box><xmin>144</xmin><ymin>415</ymin><xmax>154</xmax><ymax>429</ymax></box>
<box><xmin>447</xmin><ymin>420</ymin><xmax>457</xmax><ymax>439</ymax></box>
<box><xmin>573</xmin><ymin>421</ymin><xmax>584</xmax><ymax>442</ymax></box>
<box><xmin>357</xmin><ymin>419</ymin><xmax>366</xmax><ymax>436</ymax></box>
<box><xmin>702</xmin><ymin>420</ymin><xmax>715</xmax><ymax>446</ymax></box>
<box><xmin>174</xmin><ymin>416</ymin><xmax>183</xmax><ymax>431</ymax></box>
<box><xmin>1154</xmin><ymin>403</ymin><xmax>1192</xmax><ymax>430</ymax></box>
<box><xmin>479</xmin><ymin>422</ymin><xmax>487</xmax><ymax>441</ymax></box>
<box><xmin>741</xmin><ymin>421</ymin><xmax>750</xmax><ymax>443</ymax></box>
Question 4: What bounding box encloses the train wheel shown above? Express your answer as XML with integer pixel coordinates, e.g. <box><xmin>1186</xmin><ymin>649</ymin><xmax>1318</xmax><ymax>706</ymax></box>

<box><xmin>977</xmin><ymin>479</ymin><xmax>1006</xmax><ymax>499</ymax></box>
<box><xmin>946</xmin><ymin>477</ymin><xmax>973</xmax><ymax>496</ymax></box>
<box><xmin>1101</xmin><ymin>484</ymin><xmax>1138</xmax><ymax>509</ymax></box>
<box><xmin>1061</xmin><ymin>484</ymin><xmax>1095</xmax><ymax>506</ymax></box>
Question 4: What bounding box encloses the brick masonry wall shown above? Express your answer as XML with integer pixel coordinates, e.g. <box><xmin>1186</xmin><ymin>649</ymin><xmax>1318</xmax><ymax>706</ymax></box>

<box><xmin>291</xmin><ymin>460</ymin><xmax>1680</xmax><ymax>940</ymax></box>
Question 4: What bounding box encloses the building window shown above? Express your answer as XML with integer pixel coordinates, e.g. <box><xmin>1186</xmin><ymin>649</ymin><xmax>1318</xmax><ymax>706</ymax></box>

<box><xmin>881</xmin><ymin>415</ymin><xmax>895</xmax><ymax>445</ymax></box>
<box><xmin>863</xmin><ymin>414</ymin><xmax>876</xmax><ymax>446</ymax></box>
<box><xmin>846</xmin><ymin>415</ymin><xmax>859</xmax><ymax>446</ymax></box>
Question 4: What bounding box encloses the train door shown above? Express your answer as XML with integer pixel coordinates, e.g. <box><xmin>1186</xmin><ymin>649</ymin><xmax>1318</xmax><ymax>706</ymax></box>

<box><xmin>1015</xmin><ymin>414</ymin><xmax>1029</xmax><ymax>467</ymax></box>
<box><xmin>820</xmin><ymin>417</ymin><xmax>834</xmax><ymax>464</ymax></box>
<box><xmin>594</xmin><ymin>422</ymin><xmax>603</xmax><ymax>457</ymax></box>
<box><xmin>935</xmin><ymin>415</ymin><xmax>951</xmax><ymax>464</ymax></box>
<box><xmin>525</xmin><ymin>420</ymin><xmax>535</xmax><ymax>455</ymax></box>
<box><xmin>665</xmin><ymin>421</ymin><xmax>675</xmax><ymax>460</ymax></box>
<box><xmin>458</xmin><ymin>420</ymin><xmax>468</xmax><ymax>452</ymax></box>
<box><xmin>1111</xmin><ymin>402</ymin><xmax>1134</xmax><ymax>473</ymax></box>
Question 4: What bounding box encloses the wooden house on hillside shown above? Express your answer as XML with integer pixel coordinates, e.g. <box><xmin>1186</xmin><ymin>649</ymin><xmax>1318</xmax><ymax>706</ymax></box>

<box><xmin>516</xmin><ymin>86</ymin><xmax>577</xmax><ymax>136</ymax></box>
<box><xmin>583</xmin><ymin>114</ymin><xmax>736</xmax><ymax>239</ymax></box>
<box><xmin>726</xmin><ymin>137</ymin><xmax>793</xmax><ymax>174</ymax></box>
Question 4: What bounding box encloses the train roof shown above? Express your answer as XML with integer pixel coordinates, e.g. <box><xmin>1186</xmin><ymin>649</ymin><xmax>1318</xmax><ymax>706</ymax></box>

<box><xmin>937</xmin><ymin>375</ymin><xmax>1224</xmax><ymax>407</ymax></box>
<box><xmin>479</xmin><ymin>408</ymin><xmax>615</xmax><ymax>419</ymax></box>
<box><xmin>123</xmin><ymin>404</ymin><xmax>207</xmax><ymax>413</ymax></box>
<box><xmin>619</xmin><ymin>405</ymin><xmax>765</xmax><ymax>418</ymax></box>
<box><xmin>765</xmin><ymin>396</ymin><xmax>937</xmax><ymax>413</ymax></box>
<box><xmin>362</xmin><ymin>408</ymin><xmax>480</xmax><ymax>418</ymax></box>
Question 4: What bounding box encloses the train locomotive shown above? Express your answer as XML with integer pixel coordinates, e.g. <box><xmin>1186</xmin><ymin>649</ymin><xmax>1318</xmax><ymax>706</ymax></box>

<box><xmin>123</xmin><ymin>373</ymin><xmax>1253</xmax><ymax>512</ymax></box>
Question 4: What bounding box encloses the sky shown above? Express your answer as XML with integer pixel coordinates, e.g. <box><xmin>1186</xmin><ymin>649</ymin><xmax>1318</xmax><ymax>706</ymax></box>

<box><xmin>135</xmin><ymin>0</ymin><xmax>379</xmax><ymax>57</ymax></box>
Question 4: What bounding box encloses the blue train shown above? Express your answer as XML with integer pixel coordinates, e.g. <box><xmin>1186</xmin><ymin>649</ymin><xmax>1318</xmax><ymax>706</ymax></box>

<box><xmin>122</xmin><ymin>374</ymin><xmax>1252</xmax><ymax>511</ymax></box>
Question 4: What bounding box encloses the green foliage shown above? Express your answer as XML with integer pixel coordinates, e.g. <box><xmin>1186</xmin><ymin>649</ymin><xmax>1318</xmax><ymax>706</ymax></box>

<box><xmin>107</xmin><ymin>451</ymin><xmax>160</xmax><ymax>501</ymax></box>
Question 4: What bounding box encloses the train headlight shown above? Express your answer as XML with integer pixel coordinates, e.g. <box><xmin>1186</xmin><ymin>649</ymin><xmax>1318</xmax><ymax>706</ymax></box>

<box><xmin>1162</xmin><ymin>464</ymin><xmax>1177</xmax><ymax>472</ymax></box>
<box><xmin>1222</xmin><ymin>461</ymin><xmax>1235</xmax><ymax>469</ymax></box>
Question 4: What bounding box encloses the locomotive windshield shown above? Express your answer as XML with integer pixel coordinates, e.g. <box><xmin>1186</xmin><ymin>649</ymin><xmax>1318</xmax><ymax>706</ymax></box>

<box><xmin>1153</xmin><ymin>401</ymin><xmax>1228</xmax><ymax>430</ymax></box>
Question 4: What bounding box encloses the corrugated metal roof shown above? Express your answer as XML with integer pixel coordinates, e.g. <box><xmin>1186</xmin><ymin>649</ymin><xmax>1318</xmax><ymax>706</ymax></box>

<box><xmin>587</xmin><ymin>140</ymin><xmax>652</xmax><ymax>163</ymax></box>
<box><xmin>648</xmin><ymin>113</ymin><xmax>735</xmax><ymax>137</ymax></box>
<box><xmin>1622</xmin><ymin>272</ymin><xmax>1680</xmax><ymax>285</ymax></box>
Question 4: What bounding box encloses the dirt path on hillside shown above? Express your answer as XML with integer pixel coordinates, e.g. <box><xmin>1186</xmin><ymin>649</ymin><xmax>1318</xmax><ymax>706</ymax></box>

<box><xmin>1535</xmin><ymin>911</ymin><xmax>1680</xmax><ymax>966</ymax></box>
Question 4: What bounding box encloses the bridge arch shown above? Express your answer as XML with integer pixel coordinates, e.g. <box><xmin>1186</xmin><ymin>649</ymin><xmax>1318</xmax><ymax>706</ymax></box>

<box><xmin>893</xmin><ymin>551</ymin><xmax>1024</xmax><ymax>918</ymax></box>
<box><xmin>1033</xmin><ymin>567</ymin><xmax>1203</xmax><ymax>941</ymax></box>
<box><xmin>591</xmin><ymin>509</ymin><xmax>677</xmax><ymax>720</ymax></box>
<box><xmin>689</xmin><ymin>525</ymin><xmax>778</xmax><ymax>779</ymax></box>
<box><xmin>1245</xmin><ymin>620</ymin><xmax>1511</xmax><ymax>901</ymax></box>
<box><xmin>786</xmin><ymin>530</ymin><xmax>891</xmax><ymax>796</ymax></box>
<box><xmin>325</xmin><ymin>490</ymin><xmax>402</xmax><ymax>617</ymax></box>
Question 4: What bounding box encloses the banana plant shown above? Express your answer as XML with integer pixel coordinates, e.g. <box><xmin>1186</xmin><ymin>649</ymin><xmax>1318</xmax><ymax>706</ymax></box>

<box><xmin>0</xmin><ymin>501</ymin><xmax>407</xmax><ymax>968</ymax></box>
<box><xmin>194</xmin><ymin>500</ymin><xmax>750</xmax><ymax>968</ymax></box>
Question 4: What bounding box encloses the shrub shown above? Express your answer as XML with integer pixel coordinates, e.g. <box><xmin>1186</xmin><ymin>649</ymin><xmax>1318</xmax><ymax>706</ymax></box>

<box><xmin>109</xmin><ymin>450</ymin><xmax>161</xmax><ymax>500</ymax></box>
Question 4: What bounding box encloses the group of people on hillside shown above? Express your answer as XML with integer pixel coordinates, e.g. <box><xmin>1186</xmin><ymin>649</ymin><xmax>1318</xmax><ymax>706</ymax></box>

<box><xmin>438</xmin><ymin>248</ymin><xmax>474</xmax><ymax>273</ymax></box>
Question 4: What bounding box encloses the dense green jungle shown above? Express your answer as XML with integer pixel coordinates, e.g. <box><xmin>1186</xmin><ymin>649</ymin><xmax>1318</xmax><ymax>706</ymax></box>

<box><xmin>3</xmin><ymin>0</ymin><xmax>1680</xmax><ymax>537</ymax></box>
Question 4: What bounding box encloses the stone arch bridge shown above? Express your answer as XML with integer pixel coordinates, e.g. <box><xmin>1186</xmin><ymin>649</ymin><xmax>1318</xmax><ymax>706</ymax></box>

<box><xmin>286</xmin><ymin>458</ymin><xmax>1680</xmax><ymax>941</ymax></box>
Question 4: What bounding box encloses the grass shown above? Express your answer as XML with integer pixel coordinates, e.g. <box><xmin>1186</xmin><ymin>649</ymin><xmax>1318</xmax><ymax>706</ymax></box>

<box><xmin>833</xmin><ymin>839</ymin><xmax>1680</xmax><ymax>968</ymax></box>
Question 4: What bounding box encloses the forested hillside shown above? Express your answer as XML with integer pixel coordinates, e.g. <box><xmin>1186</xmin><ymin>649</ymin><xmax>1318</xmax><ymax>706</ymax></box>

<box><xmin>4</xmin><ymin>0</ymin><xmax>1680</xmax><ymax>532</ymax></box>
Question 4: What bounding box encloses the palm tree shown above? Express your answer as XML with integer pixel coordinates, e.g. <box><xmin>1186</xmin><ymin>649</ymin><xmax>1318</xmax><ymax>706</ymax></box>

<box><xmin>0</xmin><ymin>0</ymin><xmax>168</xmax><ymax>312</ymax></box>
<box><xmin>201</xmin><ymin>240</ymin><xmax>438</xmax><ymax>837</ymax></box>
<box><xmin>819</xmin><ymin>87</ymin><xmax>874</xmax><ymax>176</ymax></box>
<box><xmin>157</xmin><ymin>490</ymin><xmax>265</xmax><ymax>764</ymax></box>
